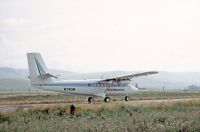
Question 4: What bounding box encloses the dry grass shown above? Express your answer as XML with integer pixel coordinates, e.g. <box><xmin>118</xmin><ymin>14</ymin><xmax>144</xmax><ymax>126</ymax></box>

<box><xmin>1</xmin><ymin>91</ymin><xmax>200</xmax><ymax>132</ymax></box>
<box><xmin>0</xmin><ymin>98</ymin><xmax>200</xmax><ymax>115</ymax></box>
<box><xmin>28</xmin><ymin>98</ymin><xmax>200</xmax><ymax>114</ymax></box>
<box><xmin>0</xmin><ymin>110</ymin><xmax>15</xmax><ymax>116</ymax></box>
<box><xmin>0</xmin><ymin>97</ymin><xmax>200</xmax><ymax>131</ymax></box>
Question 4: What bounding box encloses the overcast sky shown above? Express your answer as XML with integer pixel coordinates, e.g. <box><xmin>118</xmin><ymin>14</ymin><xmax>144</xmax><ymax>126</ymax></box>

<box><xmin>0</xmin><ymin>0</ymin><xmax>200</xmax><ymax>72</ymax></box>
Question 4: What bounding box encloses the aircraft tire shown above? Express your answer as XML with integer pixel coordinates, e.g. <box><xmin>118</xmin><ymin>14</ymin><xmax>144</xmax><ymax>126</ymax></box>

<box><xmin>104</xmin><ymin>97</ymin><xmax>110</xmax><ymax>103</ymax></box>
<box><xmin>88</xmin><ymin>97</ymin><xmax>93</xmax><ymax>103</ymax></box>
<box><xmin>125</xmin><ymin>96</ymin><xmax>130</xmax><ymax>101</ymax></box>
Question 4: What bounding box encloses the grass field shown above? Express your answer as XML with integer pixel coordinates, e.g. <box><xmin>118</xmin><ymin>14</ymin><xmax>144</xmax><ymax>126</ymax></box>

<box><xmin>0</xmin><ymin>91</ymin><xmax>200</xmax><ymax>131</ymax></box>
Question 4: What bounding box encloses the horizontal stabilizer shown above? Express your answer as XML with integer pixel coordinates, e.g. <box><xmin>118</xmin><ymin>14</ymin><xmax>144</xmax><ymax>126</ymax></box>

<box><xmin>38</xmin><ymin>73</ymin><xmax>58</xmax><ymax>79</ymax></box>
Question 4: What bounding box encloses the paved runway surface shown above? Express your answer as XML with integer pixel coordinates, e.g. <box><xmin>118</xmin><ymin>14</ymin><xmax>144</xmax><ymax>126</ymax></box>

<box><xmin>0</xmin><ymin>105</ymin><xmax>34</xmax><ymax>111</ymax></box>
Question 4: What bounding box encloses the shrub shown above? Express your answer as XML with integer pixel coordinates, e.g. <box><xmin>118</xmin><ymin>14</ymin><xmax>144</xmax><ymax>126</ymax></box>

<box><xmin>0</xmin><ymin>115</ymin><xmax>11</xmax><ymax>123</ymax></box>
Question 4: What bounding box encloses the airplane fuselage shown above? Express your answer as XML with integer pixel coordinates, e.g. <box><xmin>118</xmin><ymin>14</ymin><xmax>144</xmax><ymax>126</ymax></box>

<box><xmin>32</xmin><ymin>79</ymin><xmax>138</xmax><ymax>97</ymax></box>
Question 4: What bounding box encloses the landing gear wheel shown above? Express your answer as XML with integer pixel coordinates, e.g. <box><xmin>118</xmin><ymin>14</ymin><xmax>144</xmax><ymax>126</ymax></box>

<box><xmin>88</xmin><ymin>97</ymin><xmax>93</xmax><ymax>103</ymax></box>
<box><xmin>125</xmin><ymin>96</ymin><xmax>130</xmax><ymax>101</ymax></box>
<box><xmin>104</xmin><ymin>97</ymin><xmax>111</xmax><ymax>103</ymax></box>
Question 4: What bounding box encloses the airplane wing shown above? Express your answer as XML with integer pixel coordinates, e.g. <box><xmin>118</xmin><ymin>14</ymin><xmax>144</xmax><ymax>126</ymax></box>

<box><xmin>98</xmin><ymin>71</ymin><xmax>158</xmax><ymax>82</ymax></box>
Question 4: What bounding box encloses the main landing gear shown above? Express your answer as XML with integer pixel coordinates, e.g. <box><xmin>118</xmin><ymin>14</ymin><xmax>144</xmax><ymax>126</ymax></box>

<box><xmin>88</xmin><ymin>96</ymin><xmax>111</xmax><ymax>103</ymax></box>
<box><xmin>125</xmin><ymin>96</ymin><xmax>130</xmax><ymax>101</ymax></box>
<box><xmin>104</xmin><ymin>97</ymin><xmax>111</xmax><ymax>103</ymax></box>
<box><xmin>88</xmin><ymin>96</ymin><xmax>129</xmax><ymax>103</ymax></box>
<box><xmin>88</xmin><ymin>97</ymin><xmax>93</xmax><ymax>103</ymax></box>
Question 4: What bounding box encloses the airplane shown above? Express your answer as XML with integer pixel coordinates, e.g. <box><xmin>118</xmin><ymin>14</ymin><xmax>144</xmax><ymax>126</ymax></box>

<box><xmin>27</xmin><ymin>53</ymin><xmax>158</xmax><ymax>103</ymax></box>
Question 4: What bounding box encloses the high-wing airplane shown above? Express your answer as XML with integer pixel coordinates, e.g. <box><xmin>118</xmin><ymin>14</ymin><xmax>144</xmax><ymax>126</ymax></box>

<box><xmin>27</xmin><ymin>53</ymin><xmax>158</xmax><ymax>103</ymax></box>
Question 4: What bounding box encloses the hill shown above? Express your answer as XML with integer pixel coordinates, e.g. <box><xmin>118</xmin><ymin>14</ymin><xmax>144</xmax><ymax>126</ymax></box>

<box><xmin>1</xmin><ymin>67</ymin><xmax>200</xmax><ymax>90</ymax></box>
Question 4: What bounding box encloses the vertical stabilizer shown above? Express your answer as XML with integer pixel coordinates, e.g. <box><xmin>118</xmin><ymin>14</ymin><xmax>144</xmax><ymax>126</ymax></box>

<box><xmin>27</xmin><ymin>53</ymin><xmax>53</xmax><ymax>84</ymax></box>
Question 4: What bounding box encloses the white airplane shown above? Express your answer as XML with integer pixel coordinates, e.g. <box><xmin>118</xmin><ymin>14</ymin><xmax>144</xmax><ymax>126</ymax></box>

<box><xmin>27</xmin><ymin>53</ymin><xmax>158</xmax><ymax>103</ymax></box>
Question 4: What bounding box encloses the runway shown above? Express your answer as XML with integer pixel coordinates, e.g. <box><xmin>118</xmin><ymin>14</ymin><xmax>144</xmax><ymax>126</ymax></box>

<box><xmin>0</xmin><ymin>98</ymin><xmax>199</xmax><ymax>112</ymax></box>
<box><xmin>0</xmin><ymin>104</ymin><xmax>35</xmax><ymax>111</ymax></box>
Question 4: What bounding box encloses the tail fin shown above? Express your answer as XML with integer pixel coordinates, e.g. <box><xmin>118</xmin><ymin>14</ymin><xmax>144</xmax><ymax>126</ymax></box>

<box><xmin>27</xmin><ymin>53</ymin><xmax>56</xmax><ymax>84</ymax></box>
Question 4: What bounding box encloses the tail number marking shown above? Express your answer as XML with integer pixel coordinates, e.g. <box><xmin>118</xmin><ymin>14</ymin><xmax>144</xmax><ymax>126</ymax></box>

<box><xmin>64</xmin><ymin>88</ymin><xmax>75</xmax><ymax>91</ymax></box>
